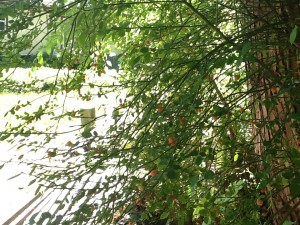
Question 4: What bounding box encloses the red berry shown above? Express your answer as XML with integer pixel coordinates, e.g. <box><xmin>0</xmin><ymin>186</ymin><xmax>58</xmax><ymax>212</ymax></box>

<box><xmin>168</xmin><ymin>137</ymin><xmax>176</xmax><ymax>146</ymax></box>
<box><xmin>256</xmin><ymin>199</ymin><xmax>264</xmax><ymax>207</ymax></box>
<box><xmin>157</xmin><ymin>105</ymin><xmax>164</xmax><ymax>113</ymax></box>
<box><xmin>179</xmin><ymin>117</ymin><xmax>185</xmax><ymax>124</ymax></box>
<box><xmin>150</xmin><ymin>170</ymin><xmax>158</xmax><ymax>177</ymax></box>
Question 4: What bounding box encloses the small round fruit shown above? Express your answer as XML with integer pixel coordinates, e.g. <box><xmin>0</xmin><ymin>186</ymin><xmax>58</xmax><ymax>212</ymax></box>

<box><xmin>208</xmin><ymin>76</ymin><xmax>214</xmax><ymax>81</ymax></box>
<box><xmin>183</xmin><ymin>48</ymin><xmax>189</xmax><ymax>54</ymax></box>
<box><xmin>256</xmin><ymin>199</ymin><xmax>264</xmax><ymax>207</ymax></box>
<box><xmin>168</xmin><ymin>137</ymin><xmax>176</xmax><ymax>146</ymax></box>
<box><xmin>212</xmin><ymin>207</ymin><xmax>219</xmax><ymax>214</ymax></box>
<box><xmin>135</xmin><ymin>199</ymin><xmax>143</xmax><ymax>206</ymax></box>
<box><xmin>138</xmin><ymin>185</ymin><xmax>145</xmax><ymax>192</ymax></box>
<box><xmin>47</xmin><ymin>151</ymin><xmax>55</xmax><ymax>158</ymax></box>
<box><xmin>171</xmin><ymin>195</ymin><xmax>177</xmax><ymax>201</ymax></box>
<box><xmin>259</xmin><ymin>165</ymin><xmax>264</xmax><ymax>171</ymax></box>
<box><xmin>145</xmin><ymin>40</ymin><xmax>150</xmax><ymax>46</ymax></box>
<box><xmin>150</xmin><ymin>170</ymin><xmax>158</xmax><ymax>177</ymax></box>
<box><xmin>239</xmin><ymin>108</ymin><xmax>245</xmax><ymax>113</ymax></box>
<box><xmin>65</xmin><ymin>141</ymin><xmax>73</xmax><ymax>147</ymax></box>
<box><xmin>179</xmin><ymin>117</ymin><xmax>185</xmax><ymax>124</ymax></box>
<box><xmin>157</xmin><ymin>105</ymin><xmax>164</xmax><ymax>113</ymax></box>
<box><xmin>260</xmin><ymin>189</ymin><xmax>267</xmax><ymax>193</ymax></box>
<box><xmin>234</xmin><ymin>75</ymin><xmax>240</xmax><ymax>81</ymax></box>
<box><xmin>270</xmin><ymin>87</ymin><xmax>277</xmax><ymax>94</ymax></box>
<box><xmin>274</xmin><ymin>71</ymin><xmax>281</xmax><ymax>76</ymax></box>
<box><xmin>249</xmin><ymin>165</ymin><xmax>255</xmax><ymax>172</ymax></box>
<box><xmin>211</xmin><ymin>115</ymin><xmax>218</xmax><ymax>121</ymax></box>
<box><xmin>180</xmin><ymin>28</ymin><xmax>187</xmax><ymax>33</ymax></box>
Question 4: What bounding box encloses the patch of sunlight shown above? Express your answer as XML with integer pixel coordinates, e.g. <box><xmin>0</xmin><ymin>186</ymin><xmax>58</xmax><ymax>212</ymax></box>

<box><xmin>0</xmin><ymin>66</ymin><xmax>127</xmax><ymax>224</ymax></box>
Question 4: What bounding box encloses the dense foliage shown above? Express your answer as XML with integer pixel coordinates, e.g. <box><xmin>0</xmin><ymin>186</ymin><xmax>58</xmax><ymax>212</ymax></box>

<box><xmin>0</xmin><ymin>0</ymin><xmax>299</xmax><ymax>224</ymax></box>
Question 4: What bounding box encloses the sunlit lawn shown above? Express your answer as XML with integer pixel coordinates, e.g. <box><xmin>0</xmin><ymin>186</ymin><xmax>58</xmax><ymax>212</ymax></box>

<box><xmin>0</xmin><ymin>67</ymin><xmax>121</xmax><ymax>224</ymax></box>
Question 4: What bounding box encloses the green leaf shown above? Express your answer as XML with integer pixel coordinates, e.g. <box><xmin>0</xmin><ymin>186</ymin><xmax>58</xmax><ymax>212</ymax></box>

<box><xmin>290</xmin><ymin>180</ymin><xmax>299</xmax><ymax>198</ymax></box>
<box><xmin>29</xmin><ymin>179</ymin><xmax>36</xmax><ymax>186</ymax></box>
<box><xmin>46</xmin><ymin>45</ymin><xmax>52</xmax><ymax>55</ymax></box>
<box><xmin>290</xmin><ymin>148</ymin><xmax>300</xmax><ymax>160</ymax></box>
<box><xmin>117</xmin><ymin>29</ymin><xmax>126</xmax><ymax>37</ymax></box>
<box><xmin>35</xmin><ymin>185</ymin><xmax>42</xmax><ymax>195</ymax></box>
<box><xmin>194</xmin><ymin>206</ymin><xmax>202</xmax><ymax>215</ymax></box>
<box><xmin>21</xmin><ymin>131</ymin><xmax>31</xmax><ymax>137</ymax></box>
<box><xmin>37</xmin><ymin>212</ymin><xmax>52</xmax><ymax>225</ymax></box>
<box><xmin>77</xmin><ymin>13</ymin><xmax>85</xmax><ymax>24</ymax></box>
<box><xmin>166</xmin><ymin>168</ymin><xmax>178</xmax><ymax>180</ymax></box>
<box><xmin>8</xmin><ymin>172</ymin><xmax>22</xmax><ymax>180</ymax></box>
<box><xmin>160</xmin><ymin>211</ymin><xmax>169</xmax><ymax>220</ymax></box>
<box><xmin>29</xmin><ymin>212</ymin><xmax>39</xmax><ymax>224</ymax></box>
<box><xmin>213</xmin><ymin>105</ymin><xmax>228</xmax><ymax>117</ymax></box>
<box><xmin>243</xmin><ymin>219</ymin><xmax>258</xmax><ymax>225</ymax></box>
<box><xmin>188</xmin><ymin>176</ymin><xmax>199</xmax><ymax>189</ymax></box>
<box><xmin>214</xmin><ymin>57</ymin><xmax>226</xmax><ymax>69</ymax></box>
<box><xmin>29</xmin><ymin>166</ymin><xmax>37</xmax><ymax>175</ymax></box>
<box><xmin>289</xmin><ymin>26</ymin><xmax>298</xmax><ymax>44</ymax></box>
<box><xmin>282</xmin><ymin>170</ymin><xmax>294</xmax><ymax>179</ymax></box>
<box><xmin>178</xmin><ymin>216</ymin><xmax>185</xmax><ymax>225</ymax></box>
<box><xmin>78</xmin><ymin>32</ymin><xmax>87</xmax><ymax>46</ymax></box>
<box><xmin>140</xmin><ymin>47</ymin><xmax>149</xmax><ymax>54</ymax></box>
<box><xmin>132</xmin><ymin>55</ymin><xmax>141</xmax><ymax>66</ymax></box>
<box><xmin>241</xmin><ymin>42</ymin><xmax>251</xmax><ymax>56</ymax></box>
<box><xmin>195</xmin><ymin>156</ymin><xmax>203</xmax><ymax>165</ymax></box>
<box><xmin>37</xmin><ymin>51</ymin><xmax>44</xmax><ymax>65</ymax></box>
<box><xmin>0</xmin><ymin>133</ymin><xmax>11</xmax><ymax>141</ymax></box>
<box><xmin>234</xmin><ymin>153</ymin><xmax>239</xmax><ymax>162</ymax></box>
<box><xmin>204</xmin><ymin>170</ymin><xmax>215</xmax><ymax>180</ymax></box>
<box><xmin>82</xmin><ymin>129</ymin><xmax>92</xmax><ymax>138</ymax></box>
<box><xmin>283</xmin><ymin>221</ymin><xmax>294</xmax><ymax>225</ymax></box>
<box><xmin>0</xmin><ymin>164</ymin><xmax>5</xmax><ymax>170</ymax></box>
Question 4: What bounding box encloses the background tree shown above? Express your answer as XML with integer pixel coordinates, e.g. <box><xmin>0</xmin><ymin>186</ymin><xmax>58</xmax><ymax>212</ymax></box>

<box><xmin>0</xmin><ymin>0</ymin><xmax>299</xmax><ymax>224</ymax></box>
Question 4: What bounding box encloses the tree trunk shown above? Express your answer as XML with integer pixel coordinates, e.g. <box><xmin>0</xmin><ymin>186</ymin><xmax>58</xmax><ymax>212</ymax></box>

<box><xmin>246</xmin><ymin>0</ymin><xmax>300</xmax><ymax>224</ymax></box>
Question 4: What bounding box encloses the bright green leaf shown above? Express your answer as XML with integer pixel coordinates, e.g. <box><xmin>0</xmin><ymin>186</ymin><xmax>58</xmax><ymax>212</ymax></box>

<box><xmin>78</xmin><ymin>32</ymin><xmax>87</xmax><ymax>47</ymax></box>
<box><xmin>289</xmin><ymin>26</ymin><xmax>298</xmax><ymax>44</ymax></box>
<box><xmin>234</xmin><ymin>153</ymin><xmax>239</xmax><ymax>162</ymax></box>
<box><xmin>160</xmin><ymin>211</ymin><xmax>169</xmax><ymax>220</ymax></box>
<box><xmin>82</xmin><ymin>129</ymin><xmax>92</xmax><ymax>138</ymax></box>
